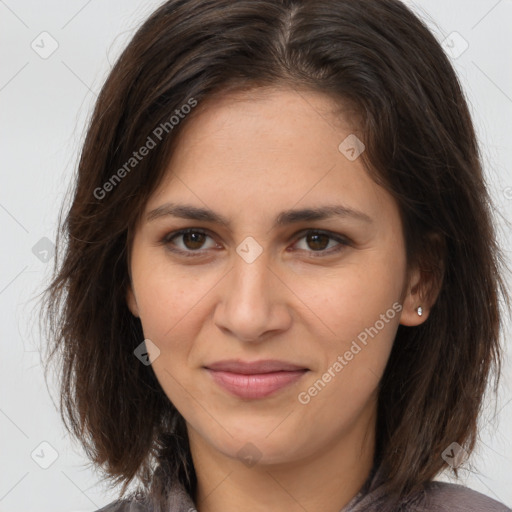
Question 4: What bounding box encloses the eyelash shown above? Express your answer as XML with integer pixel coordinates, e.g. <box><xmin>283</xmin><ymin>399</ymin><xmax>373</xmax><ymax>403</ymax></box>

<box><xmin>159</xmin><ymin>228</ymin><xmax>351</xmax><ymax>259</ymax></box>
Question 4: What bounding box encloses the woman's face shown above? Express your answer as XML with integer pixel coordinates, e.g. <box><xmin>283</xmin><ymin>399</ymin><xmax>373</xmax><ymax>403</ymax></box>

<box><xmin>127</xmin><ymin>86</ymin><xmax>424</xmax><ymax>467</ymax></box>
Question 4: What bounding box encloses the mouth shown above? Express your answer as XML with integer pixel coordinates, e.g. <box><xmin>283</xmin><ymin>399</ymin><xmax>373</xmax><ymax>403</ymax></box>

<box><xmin>204</xmin><ymin>359</ymin><xmax>310</xmax><ymax>399</ymax></box>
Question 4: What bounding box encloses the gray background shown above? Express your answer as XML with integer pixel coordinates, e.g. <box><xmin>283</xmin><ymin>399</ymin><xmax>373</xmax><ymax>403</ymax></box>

<box><xmin>1</xmin><ymin>1</ymin><xmax>511</xmax><ymax>511</ymax></box>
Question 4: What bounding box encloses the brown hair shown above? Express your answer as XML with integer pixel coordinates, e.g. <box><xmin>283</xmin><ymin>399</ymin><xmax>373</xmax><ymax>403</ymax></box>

<box><xmin>41</xmin><ymin>0</ymin><xmax>510</xmax><ymax>509</ymax></box>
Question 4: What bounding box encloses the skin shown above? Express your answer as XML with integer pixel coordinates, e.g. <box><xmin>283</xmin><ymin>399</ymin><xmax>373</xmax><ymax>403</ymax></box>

<box><xmin>126</xmin><ymin>86</ymin><xmax>432</xmax><ymax>512</ymax></box>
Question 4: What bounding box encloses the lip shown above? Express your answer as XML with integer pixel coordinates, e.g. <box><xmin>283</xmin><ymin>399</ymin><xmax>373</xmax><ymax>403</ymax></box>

<box><xmin>204</xmin><ymin>359</ymin><xmax>309</xmax><ymax>399</ymax></box>
<box><xmin>205</xmin><ymin>359</ymin><xmax>308</xmax><ymax>374</ymax></box>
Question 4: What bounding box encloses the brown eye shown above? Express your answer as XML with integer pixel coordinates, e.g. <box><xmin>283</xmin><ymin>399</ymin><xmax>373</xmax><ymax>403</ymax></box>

<box><xmin>161</xmin><ymin>228</ymin><xmax>349</xmax><ymax>259</ymax></box>
<box><xmin>162</xmin><ymin>229</ymin><xmax>217</xmax><ymax>256</ymax></box>
<box><xmin>293</xmin><ymin>230</ymin><xmax>350</xmax><ymax>257</ymax></box>
<box><xmin>181</xmin><ymin>231</ymin><xmax>207</xmax><ymax>250</ymax></box>
<box><xmin>306</xmin><ymin>232</ymin><xmax>330</xmax><ymax>251</ymax></box>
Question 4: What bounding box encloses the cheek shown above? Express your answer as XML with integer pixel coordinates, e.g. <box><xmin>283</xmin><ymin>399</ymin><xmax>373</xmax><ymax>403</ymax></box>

<box><xmin>132</xmin><ymin>254</ymin><xmax>214</xmax><ymax>342</ymax></box>
<box><xmin>294</xmin><ymin>252</ymin><xmax>405</xmax><ymax>346</ymax></box>
<box><xmin>131</xmin><ymin>261</ymin><xmax>207</xmax><ymax>411</ymax></box>
<box><xmin>293</xmin><ymin>249</ymin><xmax>405</xmax><ymax>400</ymax></box>
<box><xmin>295</xmin><ymin>278</ymin><xmax>401</xmax><ymax>437</ymax></box>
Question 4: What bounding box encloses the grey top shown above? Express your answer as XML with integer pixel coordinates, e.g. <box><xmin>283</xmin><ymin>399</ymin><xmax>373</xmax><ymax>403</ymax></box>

<box><xmin>95</xmin><ymin>468</ymin><xmax>511</xmax><ymax>512</ymax></box>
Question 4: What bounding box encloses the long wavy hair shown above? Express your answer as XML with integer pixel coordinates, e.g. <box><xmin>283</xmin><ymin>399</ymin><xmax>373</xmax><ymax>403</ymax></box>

<box><xmin>40</xmin><ymin>0</ymin><xmax>510</xmax><ymax>510</ymax></box>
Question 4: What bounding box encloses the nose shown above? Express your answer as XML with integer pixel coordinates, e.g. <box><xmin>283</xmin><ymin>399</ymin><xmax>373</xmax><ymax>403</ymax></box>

<box><xmin>213</xmin><ymin>250</ymin><xmax>293</xmax><ymax>343</ymax></box>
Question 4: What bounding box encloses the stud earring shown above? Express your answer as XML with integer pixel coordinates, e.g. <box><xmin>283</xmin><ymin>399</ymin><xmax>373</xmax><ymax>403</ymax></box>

<box><xmin>416</xmin><ymin>306</ymin><xmax>423</xmax><ymax>316</ymax></box>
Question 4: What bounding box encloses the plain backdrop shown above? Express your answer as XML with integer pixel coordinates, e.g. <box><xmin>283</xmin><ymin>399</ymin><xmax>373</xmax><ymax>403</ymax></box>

<box><xmin>0</xmin><ymin>1</ymin><xmax>511</xmax><ymax>511</ymax></box>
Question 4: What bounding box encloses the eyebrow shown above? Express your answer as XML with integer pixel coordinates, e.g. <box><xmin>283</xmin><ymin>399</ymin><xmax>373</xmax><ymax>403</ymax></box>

<box><xmin>146</xmin><ymin>202</ymin><xmax>373</xmax><ymax>228</ymax></box>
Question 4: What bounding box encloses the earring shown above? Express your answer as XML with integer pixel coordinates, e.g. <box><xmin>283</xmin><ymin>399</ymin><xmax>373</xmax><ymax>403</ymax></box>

<box><xmin>416</xmin><ymin>306</ymin><xmax>423</xmax><ymax>316</ymax></box>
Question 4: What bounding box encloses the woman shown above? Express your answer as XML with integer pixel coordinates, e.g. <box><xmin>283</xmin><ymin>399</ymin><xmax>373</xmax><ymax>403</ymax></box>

<box><xmin>42</xmin><ymin>0</ymin><xmax>511</xmax><ymax>511</ymax></box>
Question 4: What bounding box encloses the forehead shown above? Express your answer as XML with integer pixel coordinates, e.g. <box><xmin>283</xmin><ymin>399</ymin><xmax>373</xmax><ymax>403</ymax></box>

<box><xmin>173</xmin><ymin>85</ymin><xmax>359</xmax><ymax>152</ymax></box>
<box><xmin>144</xmin><ymin>86</ymin><xmax>395</xmax><ymax>228</ymax></box>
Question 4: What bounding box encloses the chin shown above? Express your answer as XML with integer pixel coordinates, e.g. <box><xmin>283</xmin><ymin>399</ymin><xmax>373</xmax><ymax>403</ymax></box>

<box><xmin>197</xmin><ymin>422</ymin><xmax>314</xmax><ymax>468</ymax></box>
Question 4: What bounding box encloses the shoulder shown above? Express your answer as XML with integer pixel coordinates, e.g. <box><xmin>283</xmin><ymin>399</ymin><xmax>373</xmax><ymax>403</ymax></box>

<box><xmin>93</xmin><ymin>500</ymin><xmax>148</xmax><ymax>512</ymax></box>
<box><xmin>92</xmin><ymin>483</ymin><xmax>196</xmax><ymax>512</ymax></box>
<box><xmin>420</xmin><ymin>481</ymin><xmax>511</xmax><ymax>512</ymax></box>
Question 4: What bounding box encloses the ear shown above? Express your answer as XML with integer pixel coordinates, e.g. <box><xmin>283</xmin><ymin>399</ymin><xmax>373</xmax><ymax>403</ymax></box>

<box><xmin>126</xmin><ymin>283</ymin><xmax>140</xmax><ymax>318</ymax></box>
<box><xmin>399</xmin><ymin>233</ymin><xmax>444</xmax><ymax>327</ymax></box>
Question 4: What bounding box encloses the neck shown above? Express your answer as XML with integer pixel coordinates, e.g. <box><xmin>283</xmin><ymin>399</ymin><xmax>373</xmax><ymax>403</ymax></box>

<box><xmin>188</xmin><ymin>405</ymin><xmax>376</xmax><ymax>512</ymax></box>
